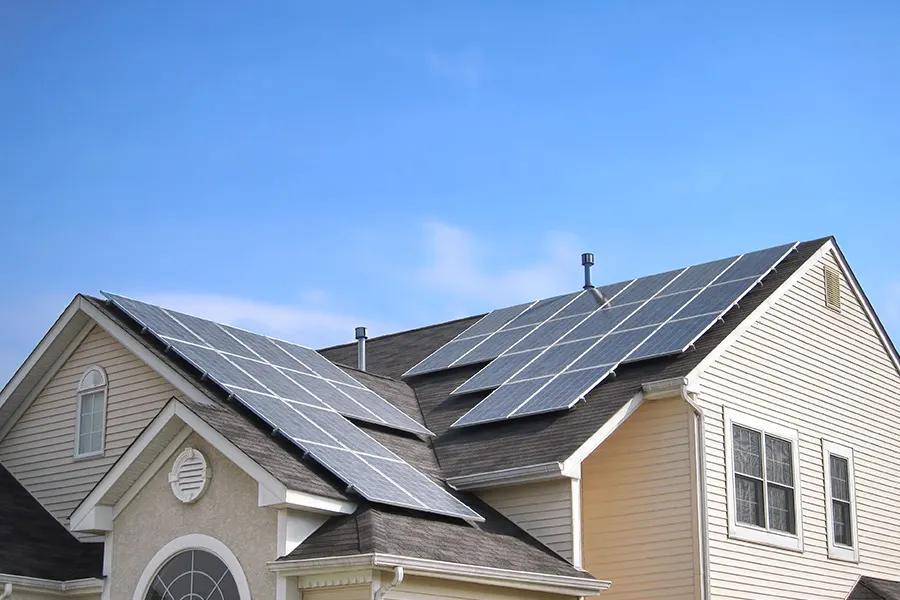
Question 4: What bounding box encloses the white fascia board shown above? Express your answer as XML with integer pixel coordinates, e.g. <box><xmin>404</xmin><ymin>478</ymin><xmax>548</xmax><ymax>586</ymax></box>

<box><xmin>448</xmin><ymin>390</ymin><xmax>645</xmax><ymax>488</ymax></box>
<box><xmin>560</xmin><ymin>390</ymin><xmax>644</xmax><ymax>477</ymax></box>
<box><xmin>70</xmin><ymin>505</ymin><xmax>113</xmax><ymax>534</ymax></box>
<box><xmin>685</xmin><ymin>239</ymin><xmax>854</xmax><ymax>384</ymax></box>
<box><xmin>447</xmin><ymin>462</ymin><xmax>566</xmax><ymax>490</ymax></box>
<box><xmin>71</xmin><ymin>397</ymin><xmax>356</xmax><ymax>531</ymax></box>
<box><xmin>268</xmin><ymin>554</ymin><xmax>609</xmax><ymax>596</ymax></box>
<box><xmin>0</xmin><ymin>573</ymin><xmax>104</xmax><ymax>595</ymax></box>
<box><xmin>0</xmin><ymin>298</ymin><xmax>92</xmax><ymax>442</ymax></box>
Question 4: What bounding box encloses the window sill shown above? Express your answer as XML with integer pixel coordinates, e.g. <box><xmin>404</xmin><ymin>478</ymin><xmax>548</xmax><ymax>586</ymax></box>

<box><xmin>73</xmin><ymin>451</ymin><xmax>105</xmax><ymax>462</ymax></box>
<box><xmin>828</xmin><ymin>545</ymin><xmax>859</xmax><ymax>563</ymax></box>
<box><xmin>728</xmin><ymin>523</ymin><xmax>803</xmax><ymax>552</ymax></box>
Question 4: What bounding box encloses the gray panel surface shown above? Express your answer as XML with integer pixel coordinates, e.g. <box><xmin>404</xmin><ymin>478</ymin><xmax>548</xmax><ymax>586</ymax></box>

<box><xmin>453</xmin><ymin>377</ymin><xmax>553</xmax><ymax>427</ymax></box>
<box><xmin>103</xmin><ymin>293</ymin><xmax>482</xmax><ymax>521</ymax></box>
<box><xmin>453</xmin><ymin>326</ymin><xmax>537</xmax><ymax>365</ymax></box>
<box><xmin>449</xmin><ymin>241</ymin><xmax>797</xmax><ymax>428</ymax></box>
<box><xmin>452</xmin><ymin>349</ymin><xmax>544</xmax><ymax>395</ymax></box>
<box><xmin>511</xmin><ymin>366</ymin><xmax>613</xmax><ymax>417</ymax></box>
<box><xmin>404</xmin><ymin>335</ymin><xmax>488</xmax><ymax>376</ymax></box>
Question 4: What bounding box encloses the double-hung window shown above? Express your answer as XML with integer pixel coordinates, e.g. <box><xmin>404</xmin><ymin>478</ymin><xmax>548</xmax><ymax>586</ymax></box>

<box><xmin>724</xmin><ymin>408</ymin><xmax>803</xmax><ymax>550</ymax></box>
<box><xmin>823</xmin><ymin>440</ymin><xmax>858</xmax><ymax>561</ymax></box>
<box><xmin>75</xmin><ymin>366</ymin><xmax>107</xmax><ymax>458</ymax></box>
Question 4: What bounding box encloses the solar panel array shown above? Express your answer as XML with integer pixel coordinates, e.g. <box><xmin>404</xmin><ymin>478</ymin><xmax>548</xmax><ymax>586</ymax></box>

<box><xmin>103</xmin><ymin>293</ymin><xmax>482</xmax><ymax>522</ymax></box>
<box><xmin>404</xmin><ymin>243</ymin><xmax>795</xmax><ymax>428</ymax></box>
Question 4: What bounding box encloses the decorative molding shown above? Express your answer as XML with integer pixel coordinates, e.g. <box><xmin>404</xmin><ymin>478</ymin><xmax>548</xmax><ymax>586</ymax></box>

<box><xmin>269</xmin><ymin>553</ymin><xmax>609</xmax><ymax>597</ymax></box>
<box><xmin>298</xmin><ymin>571</ymin><xmax>373</xmax><ymax>589</ymax></box>
<box><xmin>0</xmin><ymin>573</ymin><xmax>103</xmax><ymax>596</ymax></box>
<box><xmin>132</xmin><ymin>534</ymin><xmax>251</xmax><ymax>600</ymax></box>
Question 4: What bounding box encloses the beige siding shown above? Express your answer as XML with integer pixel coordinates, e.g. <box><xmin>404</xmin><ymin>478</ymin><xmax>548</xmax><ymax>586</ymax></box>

<box><xmin>302</xmin><ymin>585</ymin><xmax>370</xmax><ymax>600</ymax></box>
<box><xmin>386</xmin><ymin>575</ymin><xmax>574</xmax><ymax>600</ymax></box>
<box><xmin>582</xmin><ymin>397</ymin><xmax>697</xmax><ymax>600</ymax></box>
<box><xmin>0</xmin><ymin>325</ymin><xmax>177</xmax><ymax>535</ymax></box>
<box><xmin>698</xmin><ymin>250</ymin><xmax>900</xmax><ymax>599</ymax></box>
<box><xmin>477</xmin><ymin>479</ymin><xmax>574</xmax><ymax>561</ymax></box>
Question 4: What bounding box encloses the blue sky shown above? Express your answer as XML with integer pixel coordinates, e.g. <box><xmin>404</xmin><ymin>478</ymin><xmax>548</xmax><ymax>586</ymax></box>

<box><xmin>1</xmin><ymin>1</ymin><xmax>899</xmax><ymax>383</ymax></box>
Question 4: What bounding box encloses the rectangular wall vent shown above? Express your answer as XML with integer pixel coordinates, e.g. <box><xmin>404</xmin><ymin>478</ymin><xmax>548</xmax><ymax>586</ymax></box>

<box><xmin>824</xmin><ymin>266</ymin><xmax>841</xmax><ymax>311</ymax></box>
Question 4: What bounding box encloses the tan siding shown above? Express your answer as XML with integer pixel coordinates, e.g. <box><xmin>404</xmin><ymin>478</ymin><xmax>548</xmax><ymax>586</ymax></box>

<box><xmin>0</xmin><ymin>325</ymin><xmax>177</xmax><ymax>536</ymax></box>
<box><xmin>582</xmin><ymin>397</ymin><xmax>697</xmax><ymax>600</ymax></box>
<box><xmin>476</xmin><ymin>479</ymin><xmax>574</xmax><ymax>562</ymax></box>
<box><xmin>302</xmin><ymin>586</ymin><xmax>370</xmax><ymax>600</ymax></box>
<box><xmin>699</xmin><ymin>250</ymin><xmax>900</xmax><ymax>599</ymax></box>
<box><xmin>385</xmin><ymin>575</ymin><xmax>573</xmax><ymax>599</ymax></box>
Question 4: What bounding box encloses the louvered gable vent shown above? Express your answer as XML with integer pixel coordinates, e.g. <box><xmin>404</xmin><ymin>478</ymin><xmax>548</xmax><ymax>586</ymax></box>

<box><xmin>168</xmin><ymin>447</ymin><xmax>210</xmax><ymax>503</ymax></box>
<box><xmin>824</xmin><ymin>266</ymin><xmax>841</xmax><ymax>311</ymax></box>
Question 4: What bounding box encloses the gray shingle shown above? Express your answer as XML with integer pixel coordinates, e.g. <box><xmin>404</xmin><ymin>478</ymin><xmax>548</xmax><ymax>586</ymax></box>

<box><xmin>849</xmin><ymin>577</ymin><xmax>900</xmax><ymax>600</ymax></box>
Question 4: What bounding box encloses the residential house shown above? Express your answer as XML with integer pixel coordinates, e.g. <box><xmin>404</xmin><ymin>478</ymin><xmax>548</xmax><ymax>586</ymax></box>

<box><xmin>0</xmin><ymin>236</ymin><xmax>898</xmax><ymax>600</ymax></box>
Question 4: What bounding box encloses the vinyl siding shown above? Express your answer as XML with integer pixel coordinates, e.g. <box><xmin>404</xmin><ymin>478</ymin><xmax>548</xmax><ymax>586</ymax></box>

<box><xmin>385</xmin><ymin>575</ymin><xmax>574</xmax><ymax>599</ymax></box>
<box><xmin>582</xmin><ymin>397</ymin><xmax>697</xmax><ymax>600</ymax></box>
<box><xmin>697</xmin><ymin>250</ymin><xmax>900</xmax><ymax>599</ymax></box>
<box><xmin>0</xmin><ymin>325</ymin><xmax>177</xmax><ymax>536</ymax></box>
<box><xmin>476</xmin><ymin>479</ymin><xmax>574</xmax><ymax>562</ymax></box>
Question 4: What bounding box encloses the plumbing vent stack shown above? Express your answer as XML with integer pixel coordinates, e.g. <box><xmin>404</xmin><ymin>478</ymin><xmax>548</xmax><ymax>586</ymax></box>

<box><xmin>582</xmin><ymin>253</ymin><xmax>595</xmax><ymax>290</ymax></box>
<box><xmin>355</xmin><ymin>326</ymin><xmax>368</xmax><ymax>371</ymax></box>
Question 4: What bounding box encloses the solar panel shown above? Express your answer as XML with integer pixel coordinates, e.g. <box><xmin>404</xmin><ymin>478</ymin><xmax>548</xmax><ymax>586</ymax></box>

<box><xmin>450</xmin><ymin>242</ymin><xmax>796</xmax><ymax>427</ymax></box>
<box><xmin>102</xmin><ymin>293</ymin><xmax>483</xmax><ymax>522</ymax></box>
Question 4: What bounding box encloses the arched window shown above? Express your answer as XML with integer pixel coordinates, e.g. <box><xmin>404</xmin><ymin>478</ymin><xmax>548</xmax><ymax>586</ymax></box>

<box><xmin>134</xmin><ymin>535</ymin><xmax>251</xmax><ymax>600</ymax></box>
<box><xmin>144</xmin><ymin>549</ymin><xmax>239</xmax><ymax>600</ymax></box>
<box><xmin>75</xmin><ymin>366</ymin><xmax>107</xmax><ymax>457</ymax></box>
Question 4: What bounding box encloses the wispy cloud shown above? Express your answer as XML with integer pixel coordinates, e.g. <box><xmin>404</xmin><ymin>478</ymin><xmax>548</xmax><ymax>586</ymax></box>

<box><xmin>139</xmin><ymin>293</ymin><xmax>392</xmax><ymax>349</ymax></box>
<box><xmin>428</xmin><ymin>48</ymin><xmax>485</xmax><ymax>85</ymax></box>
<box><xmin>417</xmin><ymin>221</ymin><xmax>580</xmax><ymax>307</ymax></box>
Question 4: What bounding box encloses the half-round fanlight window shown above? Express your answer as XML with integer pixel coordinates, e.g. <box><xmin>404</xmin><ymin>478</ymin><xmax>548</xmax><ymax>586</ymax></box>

<box><xmin>144</xmin><ymin>549</ymin><xmax>239</xmax><ymax>600</ymax></box>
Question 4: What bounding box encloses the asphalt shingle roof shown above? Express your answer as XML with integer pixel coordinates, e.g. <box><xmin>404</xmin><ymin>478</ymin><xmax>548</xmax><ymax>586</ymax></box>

<box><xmin>282</xmin><ymin>497</ymin><xmax>587</xmax><ymax>578</ymax></box>
<box><xmin>0</xmin><ymin>463</ymin><xmax>103</xmax><ymax>580</ymax></box>
<box><xmin>80</xmin><ymin>238</ymin><xmax>828</xmax><ymax>580</ymax></box>
<box><xmin>321</xmin><ymin>238</ymin><xmax>828</xmax><ymax>478</ymax></box>
<box><xmin>849</xmin><ymin>577</ymin><xmax>900</xmax><ymax>600</ymax></box>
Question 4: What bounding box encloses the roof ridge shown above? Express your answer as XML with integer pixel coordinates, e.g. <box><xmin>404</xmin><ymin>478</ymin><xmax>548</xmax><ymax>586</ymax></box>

<box><xmin>318</xmin><ymin>314</ymin><xmax>485</xmax><ymax>352</ymax></box>
<box><xmin>336</xmin><ymin>362</ymin><xmax>406</xmax><ymax>384</ymax></box>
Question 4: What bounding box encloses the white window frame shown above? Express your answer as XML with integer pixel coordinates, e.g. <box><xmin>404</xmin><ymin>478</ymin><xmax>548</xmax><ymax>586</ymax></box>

<box><xmin>823</xmin><ymin>440</ymin><xmax>859</xmax><ymax>562</ymax></box>
<box><xmin>74</xmin><ymin>366</ymin><xmax>108</xmax><ymax>459</ymax></box>
<box><xmin>723</xmin><ymin>407</ymin><xmax>804</xmax><ymax>551</ymax></box>
<box><xmin>132</xmin><ymin>534</ymin><xmax>251</xmax><ymax>600</ymax></box>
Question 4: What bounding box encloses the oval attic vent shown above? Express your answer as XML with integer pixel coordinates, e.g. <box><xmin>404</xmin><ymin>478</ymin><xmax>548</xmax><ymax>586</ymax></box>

<box><xmin>168</xmin><ymin>447</ymin><xmax>211</xmax><ymax>503</ymax></box>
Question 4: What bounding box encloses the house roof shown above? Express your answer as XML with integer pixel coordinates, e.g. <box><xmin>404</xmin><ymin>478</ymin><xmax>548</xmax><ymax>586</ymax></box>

<box><xmin>319</xmin><ymin>237</ymin><xmax>829</xmax><ymax>479</ymax></box>
<box><xmin>0</xmin><ymin>463</ymin><xmax>102</xmax><ymax>581</ymax></box>
<box><xmin>282</xmin><ymin>497</ymin><xmax>586</xmax><ymax>579</ymax></box>
<box><xmin>7</xmin><ymin>237</ymin><xmax>832</xmax><ymax>584</ymax></box>
<box><xmin>848</xmin><ymin>577</ymin><xmax>900</xmax><ymax>600</ymax></box>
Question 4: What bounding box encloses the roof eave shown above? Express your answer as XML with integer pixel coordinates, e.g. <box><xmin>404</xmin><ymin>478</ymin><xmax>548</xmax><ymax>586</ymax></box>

<box><xmin>268</xmin><ymin>553</ymin><xmax>609</xmax><ymax>597</ymax></box>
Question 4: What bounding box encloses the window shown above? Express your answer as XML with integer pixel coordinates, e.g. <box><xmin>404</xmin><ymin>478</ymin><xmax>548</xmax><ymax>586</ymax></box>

<box><xmin>144</xmin><ymin>549</ymin><xmax>239</xmax><ymax>600</ymax></box>
<box><xmin>134</xmin><ymin>534</ymin><xmax>250</xmax><ymax>600</ymax></box>
<box><xmin>75</xmin><ymin>366</ymin><xmax>107</xmax><ymax>457</ymax></box>
<box><xmin>823</xmin><ymin>440</ymin><xmax>858</xmax><ymax>562</ymax></box>
<box><xmin>724</xmin><ymin>408</ymin><xmax>803</xmax><ymax>550</ymax></box>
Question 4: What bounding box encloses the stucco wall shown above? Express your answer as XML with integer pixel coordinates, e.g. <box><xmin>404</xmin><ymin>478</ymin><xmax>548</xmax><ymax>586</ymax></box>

<box><xmin>110</xmin><ymin>433</ymin><xmax>278</xmax><ymax>599</ymax></box>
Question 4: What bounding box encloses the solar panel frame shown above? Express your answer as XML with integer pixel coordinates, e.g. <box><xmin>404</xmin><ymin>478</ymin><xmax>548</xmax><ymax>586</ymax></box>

<box><xmin>101</xmin><ymin>293</ymin><xmax>482</xmax><ymax>522</ymax></box>
<box><xmin>450</xmin><ymin>242</ymin><xmax>797</xmax><ymax>428</ymax></box>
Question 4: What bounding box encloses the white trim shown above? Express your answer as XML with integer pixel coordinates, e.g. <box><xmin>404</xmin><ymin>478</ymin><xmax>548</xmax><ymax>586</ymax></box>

<box><xmin>829</xmin><ymin>242</ymin><xmax>900</xmax><ymax>375</ymax></box>
<box><xmin>688</xmin><ymin>239</ymin><xmax>900</xmax><ymax>385</ymax></box>
<box><xmin>113</xmin><ymin>425</ymin><xmax>193</xmax><ymax>519</ymax></box>
<box><xmin>562</xmin><ymin>391</ymin><xmax>644</xmax><ymax>476</ymax></box>
<box><xmin>74</xmin><ymin>365</ymin><xmax>108</xmax><ymax>458</ymax></box>
<box><xmin>0</xmin><ymin>573</ymin><xmax>103</xmax><ymax>596</ymax></box>
<box><xmin>268</xmin><ymin>553</ymin><xmax>609</xmax><ymax>597</ymax></box>
<box><xmin>723</xmin><ymin>407</ymin><xmax>804</xmax><ymax>552</ymax></box>
<box><xmin>132</xmin><ymin>534</ymin><xmax>251</xmax><ymax>600</ymax></box>
<box><xmin>101</xmin><ymin>531</ymin><xmax>113</xmax><ymax>600</ymax></box>
<box><xmin>570</xmin><ymin>472</ymin><xmax>583</xmax><ymax>568</ymax></box>
<box><xmin>0</xmin><ymin>319</ymin><xmax>95</xmax><ymax>444</ymax></box>
<box><xmin>822</xmin><ymin>440</ymin><xmax>860</xmax><ymax>563</ymax></box>
<box><xmin>0</xmin><ymin>297</ymin><xmax>83</xmax><ymax>423</ymax></box>
<box><xmin>71</xmin><ymin>398</ymin><xmax>356</xmax><ymax>532</ymax></box>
